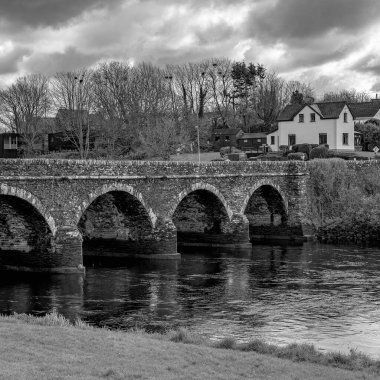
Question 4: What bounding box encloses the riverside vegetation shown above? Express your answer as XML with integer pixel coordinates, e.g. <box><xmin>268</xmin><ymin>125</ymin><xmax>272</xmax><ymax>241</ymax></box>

<box><xmin>1</xmin><ymin>312</ymin><xmax>379</xmax><ymax>379</ymax></box>
<box><xmin>305</xmin><ymin>159</ymin><xmax>380</xmax><ymax>243</ymax></box>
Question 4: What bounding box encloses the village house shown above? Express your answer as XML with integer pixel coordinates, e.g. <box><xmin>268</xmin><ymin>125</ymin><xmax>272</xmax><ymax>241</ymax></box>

<box><xmin>236</xmin><ymin>132</ymin><xmax>267</xmax><ymax>151</ymax></box>
<box><xmin>267</xmin><ymin>101</ymin><xmax>355</xmax><ymax>152</ymax></box>
<box><xmin>348</xmin><ymin>98</ymin><xmax>380</xmax><ymax>123</ymax></box>
<box><xmin>0</xmin><ymin>133</ymin><xmax>21</xmax><ymax>158</ymax></box>
<box><xmin>211</xmin><ymin>128</ymin><xmax>243</xmax><ymax>151</ymax></box>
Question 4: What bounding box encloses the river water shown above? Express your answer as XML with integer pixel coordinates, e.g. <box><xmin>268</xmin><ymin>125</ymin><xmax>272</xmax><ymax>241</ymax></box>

<box><xmin>1</xmin><ymin>242</ymin><xmax>380</xmax><ymax>358</ymax></box>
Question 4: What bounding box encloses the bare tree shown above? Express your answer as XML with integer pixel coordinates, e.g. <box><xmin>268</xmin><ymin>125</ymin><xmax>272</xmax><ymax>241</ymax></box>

<box><xmin>92</xmin><ymin>61</ymin><xmax>134</xmax><ymax>155</ymax></box>
<box><xmin>138</xmin><ymin>116</ymin><xmax>190</xmax><ymax>160</ymax></box>
<box><xmin>0</xmin><ymin>74</ymin><xmax>50</xmax><ymax>156</ymax></box>
<box><xmin>322</xmin><ymin>89</ymin><xmax>371</xmax><ymax>103</ymax></box>
<box><xmin>51</xmin><ymin>69</ymin><xmax>94</xmax><ymax>159</ymax></box>
<box><xmin>257</xmin><ymin>72</ymin><xmax>285</xmax><ymax>130</ymax></box>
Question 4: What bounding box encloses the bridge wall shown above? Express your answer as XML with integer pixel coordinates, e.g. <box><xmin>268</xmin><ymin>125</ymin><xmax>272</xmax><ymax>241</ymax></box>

<box><xmin>0</xmin><ymin>159</ymin><xmax>309</xmax><ymax>272</ymax></box>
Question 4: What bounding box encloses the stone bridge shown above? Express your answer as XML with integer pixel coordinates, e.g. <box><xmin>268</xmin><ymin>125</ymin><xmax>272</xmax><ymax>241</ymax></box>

<box><xmin>0</xmin><ymin>159</ymin><xmax>309</xmax><ymax>273</ymax></box>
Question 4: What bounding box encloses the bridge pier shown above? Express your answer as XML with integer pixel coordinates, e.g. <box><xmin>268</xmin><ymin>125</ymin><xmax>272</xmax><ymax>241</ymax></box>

<box><xmin>52</xmin><ymin>226</ymin><xmax>85</xmax><ymax>273</ymax></box>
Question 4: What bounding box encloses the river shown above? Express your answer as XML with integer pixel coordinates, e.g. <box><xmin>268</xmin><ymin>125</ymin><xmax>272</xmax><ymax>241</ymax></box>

<box><xmin>1</xmin><ymin>242</ymin><xmax>380</xmax><ymax>358</ymax></box>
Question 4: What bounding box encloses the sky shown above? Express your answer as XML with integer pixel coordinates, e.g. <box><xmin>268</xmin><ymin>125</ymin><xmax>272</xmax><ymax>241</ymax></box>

<box><xmin>1</xmin><ymin>0</ymin><xmax>380</xmax><ymax>97</ymax></box>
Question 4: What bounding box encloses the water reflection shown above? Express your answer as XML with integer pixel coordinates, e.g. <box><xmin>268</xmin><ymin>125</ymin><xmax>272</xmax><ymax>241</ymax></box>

<box><xmin>0</xmin><ymin>243</ymin><xmax>380</xmax><ymax>357</ymax></box>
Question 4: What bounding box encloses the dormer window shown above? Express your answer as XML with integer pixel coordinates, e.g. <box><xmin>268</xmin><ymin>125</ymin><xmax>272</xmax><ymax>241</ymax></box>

<box><xmin>344</xmin><ymin>113</ymin><xmax>348</xmax><ymax>123</ymax></box>
<box><xmin>299</xmin><ymin>114</ymin><xmax>304</xmax><ymax>123</ymax></box>
<box><xmin>310</xmin><ymin>113</ymin><xmax>316</xmax><ymax>122</ymax></box>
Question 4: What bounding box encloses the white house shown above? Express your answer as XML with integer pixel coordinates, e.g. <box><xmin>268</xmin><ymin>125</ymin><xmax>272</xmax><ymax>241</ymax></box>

<box><xmin>267</xmin><ymin>101</ymin><xmax>355</xmax><ymax>152</ymax></box>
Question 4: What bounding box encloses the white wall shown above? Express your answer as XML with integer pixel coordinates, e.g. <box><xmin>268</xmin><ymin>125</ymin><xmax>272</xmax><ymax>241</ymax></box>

<box><xmin>267</xmin><ymin>131</ymin><xmax>279</xmax><ymax>151</ymax></box>
<box><xmin>335</xmin><ymin>105</ymin><xmax>355</xmax><ymax>151</ymax></box>
<box><xmin>278</xmin><ymin>106</ymin><xmax>337</xmax><ymax>148</ymax></box>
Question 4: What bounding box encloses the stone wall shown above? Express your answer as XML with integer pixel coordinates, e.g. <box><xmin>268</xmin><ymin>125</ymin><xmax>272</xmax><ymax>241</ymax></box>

<box><xmin>0</xmin><ymin>159</ymin><xmax>309</xmax><ymax>271</ymax></box>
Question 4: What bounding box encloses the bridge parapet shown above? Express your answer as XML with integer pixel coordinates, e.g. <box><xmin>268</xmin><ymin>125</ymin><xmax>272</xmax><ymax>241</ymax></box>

<box><xmin>0</xmin><ymin>159</ymin><xmax>308</xmax><ymax>178</ymax></box>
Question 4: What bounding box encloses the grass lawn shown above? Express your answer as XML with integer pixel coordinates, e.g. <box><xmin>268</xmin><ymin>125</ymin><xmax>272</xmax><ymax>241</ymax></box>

<box><xmin>0</xmin><ymin>314</ymin><xmax>379</xmax><ymax>380</ymax></box>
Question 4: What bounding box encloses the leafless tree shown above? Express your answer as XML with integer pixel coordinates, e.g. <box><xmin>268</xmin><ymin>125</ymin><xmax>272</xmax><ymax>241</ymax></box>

<box><xmin>322</xmin><ymin>89</ymin><xmax>371</xmax><ymax>103</ymax></box>
<box><xmin>92</xmin><ymin>61</ymin><xmax>134</xmax><ymax>155</ymax></box>
<box><xmin>138</xmin><ymin>116</ymin><xmax>190</xmax><ymax>160</ymax></box>
<box><xmin>256</xmin><ymin>72</ymin><xmax>286</xmax><ymax>130</ymax></box>
<box><xmin>0</xmin><ymin>74</ymin><xmax>51</xmax><ymax>156</ymax></box>
<box><xmin>51</xmin><ymin>69</ymin><xmax>94</xmax><ymax>159</ymax></box>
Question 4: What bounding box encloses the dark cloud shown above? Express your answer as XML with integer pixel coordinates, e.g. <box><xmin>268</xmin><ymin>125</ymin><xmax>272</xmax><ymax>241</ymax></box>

<box><xmin>24</xmin><ymin>47</ymin><xmax>102</xmax><ymax>75</ymax></box>
<box><xmin>371</xmin><ymin>81</ymin><xmax>380</xmax><ymax>92</ymax></box>
<box><xmin>351</xmin><ymin>54</ymin><xmax>380</xmax><ymax>75</ymax></box>
<box><xmin>0</xmin><ymin>46</ymin><xmax>31</xmax><ymax>75</ymax></box>
<box><xmin>247</xmin><ymin>0</ymin><xmax>380</xmax><ymax>42</ymax></box>
<box><xmin>0</xmin><ymin>0</ymin><xmax>122</xmax><ymax>29</ymax></box>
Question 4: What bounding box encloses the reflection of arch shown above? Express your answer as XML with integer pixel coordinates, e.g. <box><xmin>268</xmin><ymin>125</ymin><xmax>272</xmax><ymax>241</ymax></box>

<box><xmin>76</xmin><ymin>183</ymin><xmax>157</xmax><ymax>228</ymax></box>
<box><xmin>0</xmin><ymin>184</ymin><xmax>56</xmax><ymax>235</ymax></box>
<box><xmin>168</xmin><ymin>182</ymin><xmax>233</xmax><ymax>221</ymax></box>
<box><xmin>240</xmin><ymin>179</ymin><xmax>288</xmax><ymax>215</ymax></box>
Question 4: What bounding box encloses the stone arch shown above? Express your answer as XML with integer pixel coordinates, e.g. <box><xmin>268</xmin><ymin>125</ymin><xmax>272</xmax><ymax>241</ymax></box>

<box><xmin>168</xmin><ymin>182</ymin><xmax>233</xmax><ymax>221</ymax></box>
<box><xmin>240</xmin><ymin>179</ymin><xmax>288</xmax><ymax>216</ymax></box>
<box><xmin>0</xmin><ymin>183</ymin><xmax>56</xmax><ymax>236</ymax></box>
<box><xmin>75</xmin><ymin>182</ymin><xmax>157</xmax><ymax>228</ymax></box>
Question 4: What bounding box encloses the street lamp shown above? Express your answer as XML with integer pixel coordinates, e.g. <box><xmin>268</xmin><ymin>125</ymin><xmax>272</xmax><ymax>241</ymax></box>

<box><xmin>195</xmin><ymin>125</ymin><xmax>200</xmax><ymax>163</ymax></box>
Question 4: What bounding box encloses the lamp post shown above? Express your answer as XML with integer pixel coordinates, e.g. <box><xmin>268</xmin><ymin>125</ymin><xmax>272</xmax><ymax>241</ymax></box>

<box><xmin>195</xmin><ymin>125</ymin><xmax>200</xmax><ymax>163</ymax></box>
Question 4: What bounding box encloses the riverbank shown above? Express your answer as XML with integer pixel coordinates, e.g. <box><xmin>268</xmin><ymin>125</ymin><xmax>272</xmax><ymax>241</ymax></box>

<box><xmin>0</xmin><ymin>313</ymin><xmax>379</xmax><ymax>379</ymax></box>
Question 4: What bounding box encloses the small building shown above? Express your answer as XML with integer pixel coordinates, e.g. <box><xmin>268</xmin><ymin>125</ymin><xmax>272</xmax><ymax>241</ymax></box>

<box><xmin>211</xmin><ymin>128</ymin><xmax>243</xmax><ymax>151</ymax></box>
<box><xmin>237</xmin><ymin>132</ymin><xmax>267</xmax><ymax>151</ymax></box>
<box><xmin>267</xmin><ymin>102</ymin><xmax>355</xmax><ymax>152</ymax></box>
<box><xmin>0</xmin><ymin>133</ymin><xmax>22</xmax><ymax>158</ymax></box>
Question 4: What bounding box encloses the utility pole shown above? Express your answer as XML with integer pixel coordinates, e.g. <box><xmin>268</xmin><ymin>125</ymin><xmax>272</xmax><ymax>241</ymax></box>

<box><xmin>195</xmin><ymin>125</ymin><xmax>200</xmax><ymax>163</ymax></box>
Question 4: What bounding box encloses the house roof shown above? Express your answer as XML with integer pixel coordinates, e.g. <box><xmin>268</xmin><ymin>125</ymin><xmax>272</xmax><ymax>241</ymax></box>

<box><xmin>348</xmin><ymin>102</ymin><xmax>380</xmax><ymax>119</ymax></box>
<box><xmin>212</xmin><ymin>128</ymin><xmax>242</xmax><ymax>135</ymax></box>
<box><xmin>277</xmin><ymin>101</ymin><xmax>349</xmax><ymax>121</ymax></box>
<box><xmin>277</xmin><ymin>104</ymin><xmax>305</xmax><ymax>121</ymax></box>
<box><xmin>237</xmin><ymin>133</ymin><xmax>267</xmax><ymax>139</ymax></box>
<box><xmin>314</xmin><ymin>102</ymin><xmax>347</xmax><ymax>119</ymax></box>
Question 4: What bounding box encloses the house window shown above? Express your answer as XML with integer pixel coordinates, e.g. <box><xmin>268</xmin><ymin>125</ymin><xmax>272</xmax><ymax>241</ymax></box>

<box><xmin>319</xmin><ymin>133</ymin><xmax>327</xmax><ymax>145</ymax></box>
<box><xmin>243</xmin><ymin>139</ymin><xmax>248</xmax><ymax>143</ymax></box>
<box><xmin>299</xmin><ymin>114</ymin><xmax>304</xmax><ymax>123</ymax></box>
<box><xmin>225</xmin><ymin>136</ymin><xmax>230</xmax><ymax>142</ymax></box>
<box><xmin>310</xmin><ymin>113</ymin><xmax>316</xmax><ymax>122</ymax></box>
<box><xmin>344</xmin><ymin>113</ymin><xmax>348</xmax><ymax>123</ymax></box>
<box><xmin>271</xmin><ymin>136</ymin><xmax>275</xmax><ymax>145</ymax></box>
<box><xmin>343</xmin><ymin>133</ymin><xmax>349</xmax><ymax>145</ymax></box>
<box><xmin>288</xmin><ymin>134</ymin><xmax>296</xmax><ymax>146</ymax></box>
<box><xmin>4</xmin><ymin>135</ymin><xmax>18</xmax><ymax>150</ymax></box>
<box><xmin>215</xmin><ymin>136</ymin><xmax>220</xmax><ymax>142</ymax></box>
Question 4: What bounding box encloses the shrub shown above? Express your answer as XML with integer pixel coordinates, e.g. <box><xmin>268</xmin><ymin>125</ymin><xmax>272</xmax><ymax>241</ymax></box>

<box><xmin>255</xmin><ymin>154</ymin><xmax>287</xmax><ymax>161</ymax></box>
<box><xmin>310</xmin><ymin>145</ymin><xmax>329</xmax><ymax>159</ymax></box>
<box><xmin>279</xmin><ymin>145</ymin><xmax>290</xmax><ymax>154</ymax></box>
<box><xmin>291</xmin><ymin>143</ymin><xmax>313</xmax><ymax>159</ymax></box>
<box><xmin>213</xmin><ymin>337</ymin><xmax>237</xmax><ymax>350</ymax></box>
<box><xmin>287</xmin><ymin>152</ymin><xmax>306</xmax><ymax>161</ymax></box>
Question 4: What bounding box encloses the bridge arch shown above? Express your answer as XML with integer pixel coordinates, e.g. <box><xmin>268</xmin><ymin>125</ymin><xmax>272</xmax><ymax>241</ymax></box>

<box><xmin>240</xmin><ymin>179</ymin><xmax>288</xmax><ymax>216</ymax></box>
<box><xmin>0</xmin><ymin>183</ymin><xmax>56</xmax><ymax>235</ymax></box>
<box><xmin>168</xmin><ymin>182</ymin><xmax>233</xmax><ymax>221</ymax></box>
<box><xmin>75</xmin><ymin>182</ymin><xmax>157</xmax><ymax>228</ymax></box>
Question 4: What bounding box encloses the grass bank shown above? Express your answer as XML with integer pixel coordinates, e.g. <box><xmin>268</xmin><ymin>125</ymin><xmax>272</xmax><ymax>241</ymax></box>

<box><xmin>0</xmin><ymin>312</ymin><xmax>379</xmax><ymax>379</ymax></box>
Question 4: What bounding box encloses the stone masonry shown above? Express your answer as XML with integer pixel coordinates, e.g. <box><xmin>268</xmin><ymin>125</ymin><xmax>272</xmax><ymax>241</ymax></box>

<box><xmin>0</xmin><ymin>159</ymin><xmax>309</xmax><ymax>273</ymax></box>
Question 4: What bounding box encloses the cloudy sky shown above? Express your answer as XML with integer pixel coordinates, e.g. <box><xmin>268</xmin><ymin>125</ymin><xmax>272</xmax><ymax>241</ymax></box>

<box><xmin>1</xmin><ymin>0</ymin><xmax>380</xmax><ymax>97</ymax></box>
